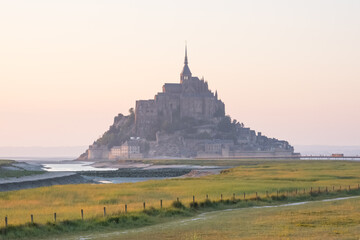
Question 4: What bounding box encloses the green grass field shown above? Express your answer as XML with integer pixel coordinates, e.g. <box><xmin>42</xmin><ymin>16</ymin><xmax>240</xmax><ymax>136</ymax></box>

<box><xmin>0</xmin><ymin>160</ymin><xmax>15</xmax><ymax>166</ymax></box>
<box><xmin>0</xmin><ymin>159</ymin><xmax>44</xmax><ymax>178</ymax></box>
<box><xmin>93</xmin><ymin>196</ymin><xmax>360</xmax><ymax>240</ymax></box>
<box><xmin>1</xmin><ymin>160</ymin><xmax>360</xmax><ymax>239</ymax></box>
<box><xmin>143</xmin><ymin>158</ymin><xmax>297</xmax><ymax>166</ymax></box>
<box><xmin>4</xmin><ymin>188</ymin><xmax>360</xmax><ymax>240</ymax></box>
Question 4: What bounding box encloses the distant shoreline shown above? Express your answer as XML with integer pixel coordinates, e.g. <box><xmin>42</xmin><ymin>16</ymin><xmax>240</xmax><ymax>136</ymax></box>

<box><xmin>0</xmin><ymin>159</ymin><xmax>224</xmax><ymax>192</ymax></box>
<box><xmin>1</xmin><ymin>144</ymin><xmax>360</xmax><ymax>160</ymax></box>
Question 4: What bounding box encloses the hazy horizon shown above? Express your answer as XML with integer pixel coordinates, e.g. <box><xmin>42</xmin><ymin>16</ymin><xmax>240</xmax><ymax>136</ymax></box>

<box><xmin>1</xmin><ymin>1</ymin><xmax>360</xmax><ymax>148</ymax></box>
<box><xmin>1</xmin><ymin>145</ymin><xmax>360</xmax><ymax>159</ymax></box>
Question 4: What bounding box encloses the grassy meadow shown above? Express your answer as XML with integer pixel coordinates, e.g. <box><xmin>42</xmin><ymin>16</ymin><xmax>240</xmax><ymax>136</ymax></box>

<box><xmin>0</xmin><ymin>160</ymin><xmax>44</xmax><ymax>178</ymax></box>
<box><xmin>0</xmin><ymin>160</ymin><xmax>14</xmax><ymax>166</ymax></box>
<box><xmin>144</xmin><ymin>158</ymin><xmax>301</xmax><ymax>166</ymax></box>
<box><xmin>0</xmin><ymin>160</ymin><xmax>360</xmax><ymax>229</ymax></box>
<box><xmin>100</xmin><ymin>196</ymin><xmax>360</xmax><ymax>240</ymax></box>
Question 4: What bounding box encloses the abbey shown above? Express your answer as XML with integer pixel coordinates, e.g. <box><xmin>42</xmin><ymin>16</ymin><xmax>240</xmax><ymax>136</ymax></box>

<box><xmin>135</xmin><ymin>46</ymin><xmax>225</xmax><ymax>138</ymax></box>
<box><xmin>81</xmin><ymin>46</ymin><xmax>296</xmax><ymax>160</ymax></box>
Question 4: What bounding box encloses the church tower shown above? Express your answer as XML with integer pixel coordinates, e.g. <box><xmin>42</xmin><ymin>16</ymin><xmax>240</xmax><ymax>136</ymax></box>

<box><xmin>180</xmin><ymin>44</ymin><xmax>192</xmax><ymax>83</ymax></box>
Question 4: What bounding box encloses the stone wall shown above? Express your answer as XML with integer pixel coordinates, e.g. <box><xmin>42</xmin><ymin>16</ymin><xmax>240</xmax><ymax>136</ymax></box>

<box><xmin>135</xmin><ymin>100</ymin><xmax>158</xmax><ymax>138</ymax></box>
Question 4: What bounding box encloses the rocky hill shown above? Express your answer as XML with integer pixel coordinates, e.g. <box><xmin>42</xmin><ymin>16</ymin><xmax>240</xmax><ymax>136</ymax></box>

<box><xmin>78</xmin><ymin>48</ymin><xmax>296</xmax><ymax>160</ymax></box>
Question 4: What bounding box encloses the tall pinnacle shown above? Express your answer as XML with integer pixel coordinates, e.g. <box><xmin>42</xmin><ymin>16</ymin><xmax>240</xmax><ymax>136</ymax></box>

<box><xmin>180</xmin><ymin>42</ymin><xmax>192</xmax><ymax>82</ymax></box>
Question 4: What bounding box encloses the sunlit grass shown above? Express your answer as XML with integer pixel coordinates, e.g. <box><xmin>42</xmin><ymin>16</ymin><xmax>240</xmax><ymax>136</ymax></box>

<box><xmin>0</xmin><ymin>160</ymin><xmax>15</xmax><ymax>166</ymax></box>
<box><xmin>0</xmin><ymin>159</ymin><xmax>44</xmax><ymax>178</ymax></box>
<box><xmin>116</xmin><ymin>197</ymin><xmax>360</xmax><ymax>240</ymax></box>
<box><xmin>3</xmin><ymin>190</ymin><xmax>360</xmax><ymax>240</ymax></box>
<box><xmin>0</xmin><ymin>160</ymin><xmax>360</xmax><ymax>227</ymax></box>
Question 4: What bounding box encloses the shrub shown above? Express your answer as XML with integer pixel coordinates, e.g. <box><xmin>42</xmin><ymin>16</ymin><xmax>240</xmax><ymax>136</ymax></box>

<box><xmin>271</xmin><ymin>194</ymin><xmax>287</xmax><ymax>201</ymax></box>
<box><xmin>310</xmin><ymin>192</ymin><xmax>319</xmax><ymax>197</ymax></box>
<box><xmin>189</xmin><ymin>201</ymin><xmax>199</xmax><ymax>209</ymax></box>
<box><xmin>171</xmin><ymin>200</ymin><xmax>185</xmax><ymax>209</ymax></box>
<box><xmin>199</xmin><ymin>199</ymin><xmax>216</xmax><ymax>208</ymax></box>
<box><xmin>143</xmin><ymin>207</ymin><xmax>159</xmax><ymax>216</ymax></box>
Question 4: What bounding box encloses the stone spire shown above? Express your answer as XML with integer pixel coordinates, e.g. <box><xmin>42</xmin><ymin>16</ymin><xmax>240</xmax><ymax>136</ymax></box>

<box><xmin>180</xmin><ymin>43</ymin><xmax>192</xmax><ymax>83</ymax></box>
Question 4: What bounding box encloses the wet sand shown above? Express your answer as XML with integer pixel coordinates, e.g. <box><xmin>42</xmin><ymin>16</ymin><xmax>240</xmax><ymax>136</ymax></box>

<box><xmin>0</xmin><ymin>160</ymin><xmax>227</xmax><ymax>192</ymax></box>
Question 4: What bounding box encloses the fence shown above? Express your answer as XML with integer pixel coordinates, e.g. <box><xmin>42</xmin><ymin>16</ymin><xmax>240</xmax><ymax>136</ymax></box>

<box><xmin>2</xmin><ymin>183</ymin><xmax>360</xmax><ymax>228</ymax></box>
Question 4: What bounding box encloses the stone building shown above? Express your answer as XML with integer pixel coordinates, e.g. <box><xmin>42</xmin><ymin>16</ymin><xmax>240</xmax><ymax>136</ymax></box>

<box><xmin>88</xmin><ymin>145</ymin><xmax>109</xmax><ymax>160</ymax></box>
<box><xmin>196</xmin><ymin>139</ymin><xmax>235</xmax><ymax>158</ymax></box>
<box><xmin>109</xmin><ymin>140</ymin><xmax>143</xmax><ymax>159</ymax></box>
<box><xmin>135</xmin><ymin>46</ymin><xmax>225</xmax><ymax>138</ymax></box>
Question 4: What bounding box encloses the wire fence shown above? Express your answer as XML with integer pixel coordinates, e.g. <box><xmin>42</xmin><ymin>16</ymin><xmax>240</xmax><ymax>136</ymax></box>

<box><xmin>2</xmin><ymin>183</ymin><xmax>360</xmax><ymax>228</ymax></box>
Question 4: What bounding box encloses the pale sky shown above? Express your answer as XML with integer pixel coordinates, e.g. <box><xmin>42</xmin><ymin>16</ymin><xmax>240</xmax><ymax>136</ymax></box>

<box><xmin>1</xmin><ymin>0</ymin><xmax>360</xmax><ymax>149</ymax></box>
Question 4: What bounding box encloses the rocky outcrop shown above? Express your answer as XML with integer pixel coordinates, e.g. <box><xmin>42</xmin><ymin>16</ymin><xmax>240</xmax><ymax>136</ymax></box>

<box><xmin>79</xmin><ymin>48</ymin><xmax>296</xmax><ymax>160</ymax></box>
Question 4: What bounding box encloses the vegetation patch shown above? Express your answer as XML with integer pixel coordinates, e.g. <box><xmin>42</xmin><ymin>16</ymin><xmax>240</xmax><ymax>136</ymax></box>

<box><xmin>99</xmin><ymin>198</ymin><xmax>120</xmax><ymax>205</ymax></box>
<box><xmin>0</xmin><ymin>160</ymin><xmax>44</xmax><ymax>179</ymax></box>
<box><xmin>171</xmin><ymin>200</ymin><xmax>186</xmax><ymax>209</ymax></box>
<box><xmin>1</xmin><ymin>188</ymin><xmax>360</xmax><ymax>239</ymax></box>
<box><xmin>0</xmin><ymin>169</ymin><xmax>44</xmax><ymax>179</ymax></box>
<box><xmin>0</xmin><ymin>160</ymin><xmax>15</xmax><ymax>166</ymax></box>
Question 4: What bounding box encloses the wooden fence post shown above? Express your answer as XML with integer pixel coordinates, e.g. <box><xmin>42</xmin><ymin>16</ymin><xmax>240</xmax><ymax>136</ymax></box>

<box><xmin>193</xmin><ymin>195</ymin><xmax>195</xmax><ymax>203</ymax></box>
<box><xmin>103</xmin><ymin>207</ymin><xmax>106</xmax><ymax>217</ymax></box>
<box><xmin>160</xmin><ymin>199</ymin><xmax>163</xmax><ymax>208</ymax></box>
<box><xmin>54</xmin><ymin>213</ymin><xmax>56</xmax><ymax>222</ymax></box>
<box><xmin>81</xmin><ymin>209</ymin><xmax>84</xmax><ymax>220</ymax></box>
<box><xmin>177</xmin><ymin>197</ymin><xmax>179</xmax><ymax>202</ymax></box>
<box><xmin>206</xmin><ymin>194</ymin><xmax>208</xmax><ymax>200</ymax></box>
<box><xmin>349</xmin><ymin>185</ymin><xmax>351</xmax><ymax>191</ymax></box>
<box><xmin>221</xmin><ymin>194</ymin><xmax>223</xmax><ymax>201</ymax></box>
<box><xmin>125</xmin><ymin>204</ymin><xmax>127</xmax><ymax>214</ymax></box>
<box><xmin>5</xmin><ymin>216</ymin><xmax>8</xmax><ymax>228</ymax></box>
<box><xmin>143</xmin><ymin>202</ymin><xmax>146</xmax><ymax>210</ymax></box>
<box><xmin>30</xmin><ymin>214</ymin><xmax>34</xmax><ymax>224</ymax></box>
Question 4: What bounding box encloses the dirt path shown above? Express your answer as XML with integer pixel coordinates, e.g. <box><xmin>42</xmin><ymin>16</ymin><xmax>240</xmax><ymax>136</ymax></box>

<box><xmin>67</xmin><ymin>196</ymin><xmax>360</xmax><ymax>240</ymax></box>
